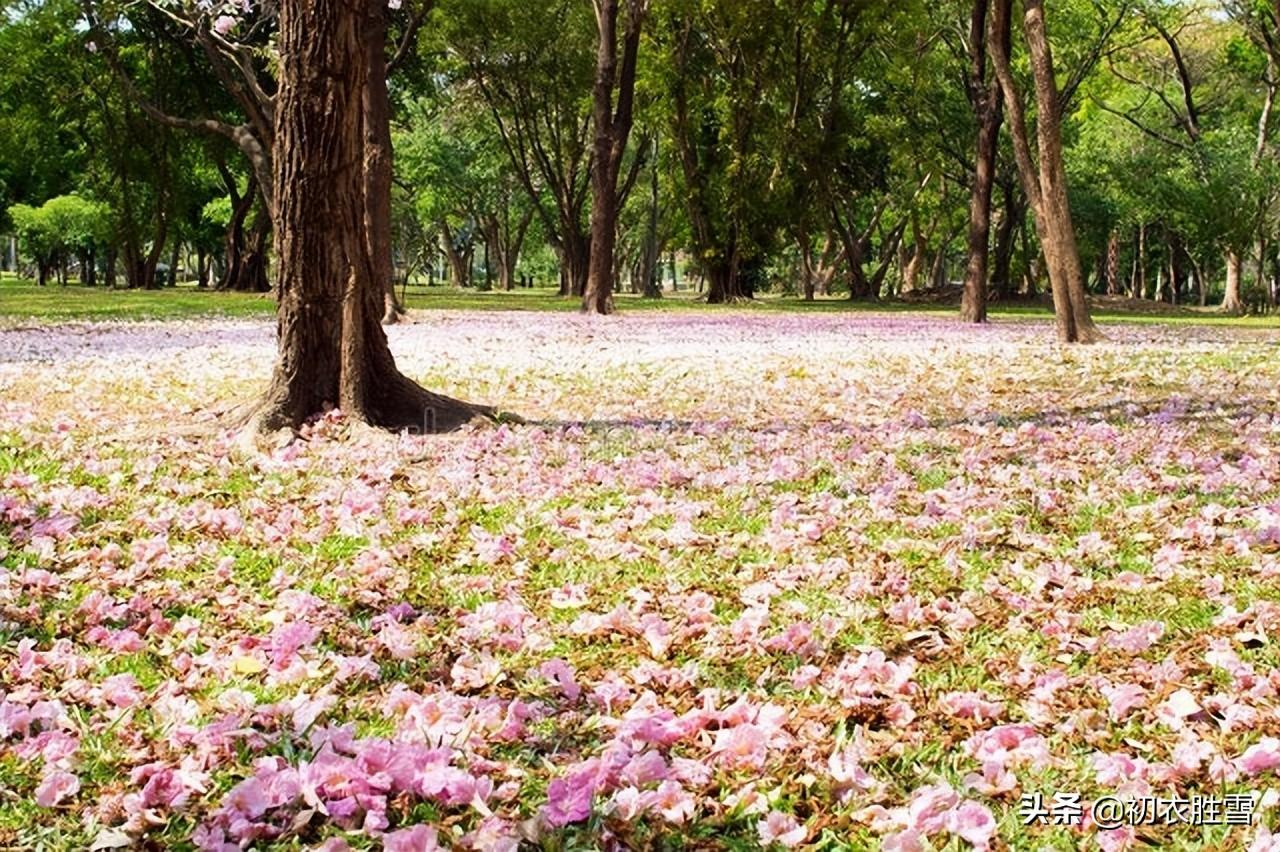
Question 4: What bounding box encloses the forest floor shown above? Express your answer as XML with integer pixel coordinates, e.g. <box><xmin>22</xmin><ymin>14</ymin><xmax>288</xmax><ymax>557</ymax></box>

<box><xmin>2</xmin><ymin>311</ymin><xmax>1280</xmax><ymax>850</ymax></box>
<box><xmin>1</xmin><ymin>277</ymin><xmax>1277</xmax><ymax>327</ymax></box>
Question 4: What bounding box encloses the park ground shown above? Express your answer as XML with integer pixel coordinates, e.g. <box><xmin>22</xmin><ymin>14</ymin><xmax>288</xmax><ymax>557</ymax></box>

<box><xmin>2</xmin><ymin>283</ymin><xmax>1280</xmax><ymax>850</ymax></box>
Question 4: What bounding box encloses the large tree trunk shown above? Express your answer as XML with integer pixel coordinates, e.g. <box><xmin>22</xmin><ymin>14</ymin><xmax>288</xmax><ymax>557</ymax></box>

<box><xmin>990</xmin><ymin>0</ymin><xmax>1101</xmax><ymax>342</ymax></box>
<box><xmin>1222</xmin><ymin>248</ymin><xmax>1244</xmax><ymax>315</ymax></box>
<box><xmin>960</xmin><ymin>0</ymin><xmax>1002</xmax><ymax>325</ymax></box>
<box><xmin>247</xmin><ymin>0</ymin><xmax>489</xmax><ymax>436</ymax></box>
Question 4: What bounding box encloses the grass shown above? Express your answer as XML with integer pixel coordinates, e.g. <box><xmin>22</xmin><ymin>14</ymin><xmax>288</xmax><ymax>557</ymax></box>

<box><xmin>1</xmin><ymin>275</ymin><xmax>1276</xmax><ymax>326</ymax></box>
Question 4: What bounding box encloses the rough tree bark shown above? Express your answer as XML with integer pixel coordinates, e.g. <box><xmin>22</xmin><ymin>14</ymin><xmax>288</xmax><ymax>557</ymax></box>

<box><xmin>363</xmin><ymin>5</ymin><xmax>407</xmax><ymax>325</ymax></box>
<box><xmin>1105</xmin><ymin>230</ymin><xmax>1120</xmax><ymax>295</ymax></box>
<box><xmin>990</xmin><ymin>0</ymin><xmax>1102</xmax><ymax>342</ymax></box>
<box><xmin>245</xmin><ymin>0</ymin><xmax>490</xmax><ymax>435</ymax></box>
<box><xmin>960</xmin><ymin>0</ymin><xmax>1004</xmax><ymax>324</ymax></box>
<box><xmin>1223</xmin><ymin>249</ymin><xmax>1245</xmax><ymax>315</ymax></box>
<box><xmin>583</xmin><ymin>0</ymin><xmax>647</xmax><ymax>314</ymax></box>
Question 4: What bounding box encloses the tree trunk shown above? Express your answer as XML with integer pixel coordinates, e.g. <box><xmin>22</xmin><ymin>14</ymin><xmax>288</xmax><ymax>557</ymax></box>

<box><xmin>104</xmin><ymin>247</ymin><xmax>117</xmax><ymax>289</ymax></box>
<box><xmin>990</xmin><ymin>0</ymin><xmax>1101</xmax><ymax>342</ymax></box>
<box><xmin>440</xmin><ymin>222</ymin><xmax>471</xmax><ymax>288</ymax></box>
<box><xmin>991</xmin><ymin>182</ymin><xmax>1020</xmax><ymax>301</ymax></box>
<box><xmin>1190</xmin><ymin>253</ymin><xmax>1207</xmax><ymax>306</ymax></box>
<box><xmin>168</xmin><ymin>240</ymin><xmax>181</xmax><ymax>287</ymax></box>
<box><xmin>363</xmin><ymin>7</ymin><xmax>407</xmax><ymax>325</ymax></box>
<box><xmin>247</xmin><ymin>0</ymin><xmax>489</xmax><ymax>435</ymax></box>
<box><xmin>962</xmin><ymin>83</ymin><xmax>998</xmax><ymax>322</ymax></box>
<box><xmin>82</xmin><ymin>249</ymin><xmax>97</xmax><ymax>287</ymax></box>
<box><xmin>1105</xmin><ymin>231</ymin><xmax>1119</xmax><ymax>295</ymax></box>
<box><xmin>1223</xmin><ymin>248</ymin><xmax>1244</xmax><ymax>315</ymax></box>
<box><xmin>583</xmin><ymin>0</ymin><xmax>645</xmax><ymax>315</ymax></box>
<box><xmin>799</xmin><ymin>228</ymin><xmax>817</xmax><ymax>301</ymax></box>
<box><xmin>640</xmin><ymin>139</ymin><xmax>663</xmax><ymax>299</ymax></box>
<box><xmin>141</xmin><ymin>216</ymin><xmax>166</xmax><ymax>291</ymax></box>
<box><xmin>960</xmin><ymin>15</ymin><xmax>1002</xmax><ymax>326</ymax></box>
<box><xmin>563</xmin><ymin>229</ymin><xmax>591</xmax><ymax>298</ymax></box>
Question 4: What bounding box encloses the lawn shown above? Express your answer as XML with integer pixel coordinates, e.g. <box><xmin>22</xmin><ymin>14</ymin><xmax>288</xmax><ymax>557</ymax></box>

<box><xmin>2</xmin><ymin>309</ymin><xmax>1280</xmax><ymax>850</ymax></box>
<box><xmin>2</xmin><ymin>277</ymin><xmax>1278</xmax><ymax>328</ymax></box>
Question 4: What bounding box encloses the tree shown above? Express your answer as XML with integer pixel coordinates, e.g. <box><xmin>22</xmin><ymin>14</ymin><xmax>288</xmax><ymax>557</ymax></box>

<box><xmin>583</xmin><ymin>0</ymin><xmax>649</xmax><ymax>314</ymax></box>
<box><xmin>990</xmin><ymin>0</ymin><xmax>1116</xmax><ymax>342</ymax></box>
<box><xmin>397</xmin><ymin>95</ymin><xmax>535</xmax><ymax>292</ymax></box>
<box><xmin>657</xmin><ymin>0</ymin><xmax>795</xmax><ymax>303</ymax></box>
<box><xmin>245</xmin><ymin>0</ymin><xmax>491</xmax><ymax>436</ymax></box>
<box><xmin>10</xmin><ymin>195</ymin><xmax>109</xmax><ymax>286</ymax></box>
<box><xmin>441</xmin><ymin>0</ymin><xmax>597</xmax><ymax>297</ymax></box>
<box><xmin>960</xmin><ymin>0</ymin><xmax>1004</xmax><ymax>323</ymax></box>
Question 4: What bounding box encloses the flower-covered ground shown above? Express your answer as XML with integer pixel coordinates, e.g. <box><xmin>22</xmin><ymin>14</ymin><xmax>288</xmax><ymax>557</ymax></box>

<box><xmin>2</xmin><ymin>311</ymin><xmax>1280</xmax><ymax>851</ymax></box>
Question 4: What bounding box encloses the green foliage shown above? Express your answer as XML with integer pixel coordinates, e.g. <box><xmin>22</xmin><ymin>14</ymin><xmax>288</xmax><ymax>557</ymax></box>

<box><xmin>2</xmin><ymin>0</ymin><xmax>1279</xmax><ymax>305</ymax></box>
<box><xmin>9</xmin><ymin>194</ymin><xmax>110</xmax><ymax>264</ymax></box>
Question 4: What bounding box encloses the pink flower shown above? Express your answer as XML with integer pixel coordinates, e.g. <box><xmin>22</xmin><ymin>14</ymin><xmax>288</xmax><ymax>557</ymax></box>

<box><xmin>100</xmin><ymin>673</ymin><xmax>144</xmax><ymax>708</ymax></box>
<box><xmin>542</xmin><ymin>759</ymin><xmax>603</xmax><ymax>827</ymax></box>
<box><xmin>962</xmin><ymin>762</ymin><xmax>1016</xmax><ymax>796</ymax></box>
<box><xmin>212</xmin><ymin>14</ymin><xmax>236</xmax><ymax>36</ymax></box>
<box><xmin>1096</xmin><ymin>825</ymin><xmax>1137</xmax><ymax>852</ymax></box>
<box><xmin>946</xmin><ymin>801</ymin><xmax>996</xmax><ymax>849</ymax></box>
<box><xmin>939</xmin><ymin>691</ymin><xmax>1004</xmax><ymax>723</ymax></box>
<box><xmin>269</xmin><ymin>621</ymin><xmax>319</xmax><ymax>667</ymax></box>
<box><xmin>35</xmin><ymin>770</ymin><xmax>79</xmax><ymax>807</ymax></box>
<box><xmin>907</xmin><ymin>784</ymin><xmax>959</xmax><ymax>834</ymax></box>
<box><xmin>711</xmin><ymin>723</ymin><xmax>769</xmax><ymax>770</ymax></box>
<box><xmin>1100</xmin><ymin>682</ymin><xmax>1147</xmax><ymax>722</ymax></box>
<box><xmin>621</xmin><ymin>751</ymin><xmax>668</xmax><ymax>787</ymax></box>
<box><xmin>539</xmin><ymin>659</ymin><xmax>581</xmax><ymax>702</ymax></box>
<box><xmin>1109</xmin><ymin>621</ymin><xmax>1164</xmax><ymax>654</ymax></box>
<box><xmin>377</xmin><ymin>622</ymin><xmax>419</xmax><ymax>660</ymax></box>
<box><xmin>882</xmin><ymin>829</ymin><xmax>925</xmax><ymax>852</ymax></box>
<box><xmin>1251</xmin><ymin>824</ymin><xmax>1280</xmax><ymax>852</ymax></box>
<box><xmin>1238</xmin><ymin>738</ymin><xmax>1280</xmax><ymax>776</ymax></box>
<box><xmin>642</xmin><ymin>780</ymin><xmax>696</xmax><ymax>824</ymax></box>
<box><xmin>758</xmin><ymin>810</ymin><xmax>807</xmax><ymax>847</ymax></box>
<box><xmin>828</xmin><ymin>747</ymin><xmax>878</xmax><ymax>801</ymax></box>
<box><xmin>383</xmin><ymin>824</ymin><xmax>439</xmax><ymax>851</ymax></box>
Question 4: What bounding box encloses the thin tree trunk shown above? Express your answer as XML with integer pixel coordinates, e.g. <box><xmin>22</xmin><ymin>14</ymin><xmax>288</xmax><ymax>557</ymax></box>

<box><xmin>641</xmin><ymin>139</ymin><xmax>662</xmax><ymax>299</ymax></box>
<box><xmin>1105</xmin><ymin>231</ymin><xmax>1120</xmax><ymax>296</ymax></box>
<box><xmin>583</xmin><ymin>0</ymin><xmax>646</xmax><ymax>315</ymax></box>
<box><xmin>991</xmin><ymin>182</ymin><xmax>1020</xmax><ymax>300</ymax></box>
<box><xmin>105</xmin><ymin>247</ymin><xmax>117</xmax><ymax>289</ymax></box>
<box><xmin>1223</xmin><ymin>249</ymin><xmax>1244</xmax><ymax>315</ymax></box>
<box><xmin>363</xmin><ymin>6</ymin><xmax>406</xmax><ymax>325</ymax></box>
<box><xmin>989</xmin><ymin>0</ymin><xmax>1101</xmax><ymax>342</ymax></box>
<box><xmin>961</xmin><ymin>0</ymin><xmax>1003</xmax><ymax>324</ymax></box>
<box><xmin>168</xmin><ymin>240</ymin><xmax>181</xmax><ymax>287</ymax></box>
